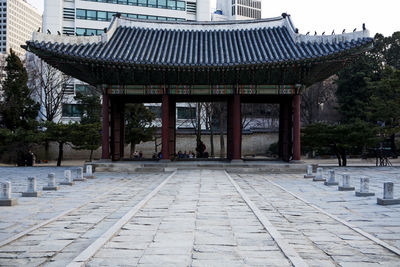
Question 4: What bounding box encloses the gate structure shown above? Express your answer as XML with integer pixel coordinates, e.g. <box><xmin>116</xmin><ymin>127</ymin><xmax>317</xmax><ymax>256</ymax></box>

<box><xmin>26</xmin><ymin>14</ymin><xmax>372</xmax><ymax>161</ymax></box>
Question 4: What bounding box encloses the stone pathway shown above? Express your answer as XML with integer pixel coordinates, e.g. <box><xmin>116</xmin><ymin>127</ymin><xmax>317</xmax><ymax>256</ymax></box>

<box><xmin>0</xmin><ymin>167</ymin><xmax>399</xmax><ymax>266</ymax></box>
<box><xmin>266</xmin><ymin>167</ymin><xmax>400</xmax><ymax>250</ymax></box>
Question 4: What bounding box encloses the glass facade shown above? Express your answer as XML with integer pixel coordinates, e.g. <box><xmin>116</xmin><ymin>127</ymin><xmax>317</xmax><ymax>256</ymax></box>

<box><xmin>82</xmin><ymin>0</ymin><xmax>186</xmax><ymax>10</ymax></box>
<box><xmin>62</xmin><ymin>104</ymin><xmax>82</xmax><ymax>117</ymax></box>
<box><xmin>76</xmin><ymin>9</ymin><xmax>186</xmax><ymax>23</ymax></box>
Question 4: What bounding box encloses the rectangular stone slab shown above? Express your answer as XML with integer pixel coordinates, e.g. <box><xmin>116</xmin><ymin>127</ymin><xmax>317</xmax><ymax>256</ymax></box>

<box><xmin>21</xmin><ymin>191</ymin><xmax>41</xmax><ymax>197</ymax></box>
<box><xmin>0</xmin><ymin>198</ymin><xmax>17</xmax><ymax>206</ymax></box>
<box><xmin>324</xmin><ymin>181</ymin><xmax>339</xmax><ymax>186</ymax></box>
<box><xmin>355</xmin><ymin>192</ymin><xmax>375</xmax><ymax>197</ymax></box>
<box><xmin>43</xmin><ymin>186</ymin><xmax>60</xmax><ymax>191</ymax></box>
<box><xmin>338</xmin><ymin>186</ymin><xmax>355</xmax><ymax>191</ymax></box>
<box><xmin>304</xmin><ymin>175</ymin><xmax>315</xmax><ymax>179</ymax></box>
<box><xmin>60</xmin><ymin>182</ymin><xmax>75</xmax><ymax>186</ymax></box>
<box><xmin>313</xmin><ymin>178</ymin><xmax>326</xmax><ymax>182</ymax></box>
<box><xmin>73</xmin><ymin>178</ymin><xmax>87</xmax><ymax>182</ymax></box>
<box><xmin>377</xmin><ymin>198</ymin><xmax>400</xmax><ymax>205</ymax></box>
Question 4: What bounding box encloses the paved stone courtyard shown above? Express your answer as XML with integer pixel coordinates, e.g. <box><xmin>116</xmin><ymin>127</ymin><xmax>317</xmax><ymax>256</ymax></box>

<box><xmin>0</xmin><ymin>166</ymin><xmax>399</xmax><ymax>266</ymax></box>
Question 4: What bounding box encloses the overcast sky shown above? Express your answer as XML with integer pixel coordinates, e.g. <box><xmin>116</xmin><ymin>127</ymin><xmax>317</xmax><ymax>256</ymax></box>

<box><xmin>27</xmin><ymin>0</ymin><xmax>399</xmax><ymax>36</ymax></box>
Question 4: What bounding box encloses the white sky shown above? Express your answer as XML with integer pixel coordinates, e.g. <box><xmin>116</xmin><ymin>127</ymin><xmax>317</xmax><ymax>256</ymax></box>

<box><xmin>27</xmin><ymin>0</ymin><xmax>400</xmax><ymax>36</ymax></box>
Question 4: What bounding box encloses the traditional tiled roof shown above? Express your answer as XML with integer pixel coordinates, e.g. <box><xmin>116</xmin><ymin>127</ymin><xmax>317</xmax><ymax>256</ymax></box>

<box><xmin>26</xmin><ymin>14</ymin><xmax>372</xmax><ymax>69</ymax></box>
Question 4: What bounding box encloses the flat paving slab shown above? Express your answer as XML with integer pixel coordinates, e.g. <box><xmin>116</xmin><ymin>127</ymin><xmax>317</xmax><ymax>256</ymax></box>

<box><xmin>0</xmin><ymin>166</ymin><xmax>399</xmax><ymax>266</ymax></box>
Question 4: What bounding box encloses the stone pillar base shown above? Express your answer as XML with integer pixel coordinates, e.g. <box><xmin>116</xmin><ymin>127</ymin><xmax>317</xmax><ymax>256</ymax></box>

<box><xmin>338</xmin><ymin>186</ymin><xmax>355</xmax><ymax>191</ymax></box>
<box><xmin>60</xmin><ymin>182</ymin><xmax>75</xmax><ymax>186</ymax></box>
<box><xmin>0</xmin><ymin>199</ymin><xmax>17</xmax><ymax>206</ymax></box>
<box><xmin>324</xmin><ymin>181</ymin><xmax>339</xmax><ymax>186</ymax></box>
<box><xmin>43</xmin><ymin>186</ymin><xmax>60</xmax><ymax>191</ymax></box>
<box><xmin>73</xmin><ymin>178</ymin><xmax>87</xmax><ymax>182</ymax></box>
<box><xmin>22</xmin><ymin>191</ymin><xmax>41</xmax><ymax>197</ymax></box>
<box><xmin>377</xmin><ymin>198</ymin><xmax>400</xmax><ymax>205</ymax></box>
<box><xmin>355</xmin><ymin>191</ymin><xmax>375</xmax><ymax>197</ymax></box>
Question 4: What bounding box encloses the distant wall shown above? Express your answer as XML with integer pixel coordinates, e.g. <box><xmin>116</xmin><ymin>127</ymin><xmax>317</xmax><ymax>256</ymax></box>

<box><xmin>32</xmin><ymin>131</ymin><xmax>278</xmax><ymax>160</ymax></box>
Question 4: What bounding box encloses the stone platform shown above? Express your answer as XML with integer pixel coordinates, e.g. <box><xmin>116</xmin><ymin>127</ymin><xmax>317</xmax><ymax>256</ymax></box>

<box><xmin>88</xmin><ymin>160</ymin><xmax>308</xmax><ymax>174</ymax></box>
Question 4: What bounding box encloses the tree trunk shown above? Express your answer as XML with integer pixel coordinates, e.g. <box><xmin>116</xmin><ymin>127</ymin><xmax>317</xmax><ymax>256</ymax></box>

<box><xmin>57</xmin><ymin>142</ymin><xmax>64</xmax><ymax>167</ymax></box>
<box><xmin>209</xmin><ymin>118</ymin><xmax>214</xmax><ymax>158</ymax></box>
<box><xmin>44</xmin><ymin>140</ymin><xmax>50</xmax><ymax>160</ymax></box>
<box><xmin>89</xmin><ymin>149</ymin><xmax>93</xmax><ymax>162</ymax></box>
<box><xmin>130</xmin><ymin>142</ymin><xmax>136</xmax><ymax>158</ymax></box>
<box><xmin>333</xmin><ymin>145</ymin><xmax>342</xmax><ymax>166</ymax></box>
<box><xmin>340</xmin><ymin>149</ymin><xmax>347</xmax><ymax>166</ymax></box>
<box><xmin>219</xmin><ymin>110</ymin><xmax>225</xmax><ymax>159</ymax></box>
<box><xmin>196</xmin><ymin>102</ymin><xmax>201</xmax><ymax>145</ymax></box>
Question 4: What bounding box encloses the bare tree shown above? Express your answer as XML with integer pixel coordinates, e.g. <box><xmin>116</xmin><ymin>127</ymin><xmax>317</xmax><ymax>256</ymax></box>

<box><xmin>301</xmin><ymin>76</ymin><xmax>338</xmax><ymax>125</ymax></box>
<box><xmin>27</xmin><ymin>55</ymin><xmax>72</xmax><ymax>122</ymax></box>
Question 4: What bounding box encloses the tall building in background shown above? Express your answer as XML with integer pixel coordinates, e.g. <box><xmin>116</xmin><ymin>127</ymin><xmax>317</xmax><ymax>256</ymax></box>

<box><xmin>213</xmin><ymin>0</ymin><xmax>261</xmax><ymax>21</ymax></box>
<box><xmin>43</xmin><ymin>0</ymin><xmax>216</xmax><ymax>37</ymax></box>
<box><xmin>0</xmin><ymin>0</ymin><xmax>42</xmax><ymax>56</ymax></box>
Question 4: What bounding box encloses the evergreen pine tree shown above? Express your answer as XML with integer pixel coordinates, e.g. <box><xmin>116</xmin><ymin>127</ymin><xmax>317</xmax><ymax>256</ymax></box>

<box><xmin>0</xmin><ymin>50</ymin><xmax>39</xmax><ymax>131</ymax></box>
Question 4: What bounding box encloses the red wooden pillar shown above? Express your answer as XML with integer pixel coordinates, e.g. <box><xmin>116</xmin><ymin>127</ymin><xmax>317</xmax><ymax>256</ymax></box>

<box><xmin>293</xmin><ymin>94</ymin><xmax>301</xmax><ymax>161</ymax></box>
<box><xmin>101</xmin><ymin>93</ymin><xmax>110</xmax><ymax>160</ymax></box>
<box><xmin>280</xmin><ymin>100</ymin><xmax>291</xmax><ymax>162</ymax></box>
<box><xmin>111</xmin><ymin>100</ymin><xmax>121</xmax><ymax>161</ymax></box>
<box><xmin>168</xmin><ymin>98</ymin><xmax>176</xmax><ymax>159</ymax></box>
<box><xmin>227</xmin><ymin>99</ymin><xmax>233</xmax><ymax>160</ymax></box>
<box><xmin>119</xmin><ymin>103</ymin><xmax>125</xmax><ymax>159</ymax></box>
<box><xmin>161</xmin><ymin>94</ymin><xmax>170</xmax><ymax>161</ymax></box>
<box><xmin>231</xmin><ymin>94</ymin><xmax>242</xmax><ymax>160</ymax></box>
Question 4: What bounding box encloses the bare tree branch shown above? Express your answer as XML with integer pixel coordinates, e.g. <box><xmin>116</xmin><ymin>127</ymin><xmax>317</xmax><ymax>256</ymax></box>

<box><xmin>27</xmin><ymin>55</ymin><xmax>72</xmax><ymax>122</ymax></box>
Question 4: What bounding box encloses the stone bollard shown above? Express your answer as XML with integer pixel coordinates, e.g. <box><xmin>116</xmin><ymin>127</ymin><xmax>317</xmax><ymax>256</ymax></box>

<box><xmin>22</xmin><ymin>177</ymin><xmax>41</xmax><ymax>197</ymax></box>
<box><xmin>304</xmin><ymin>165</ymin><xmax>315</xmax><ymax>179</ymax></box>
<box><xmin>313</xmin><ymin>167</ymin><xmax>326</xmax><ymax>182</ymax></box>
<box><xmin>324</xmin><ymin>170</ymin><xmax>338</xmax><ymax>186</ymax></box>
<box><xmin>60</xmin><ymin>170</ymin><xmax>74</xmax><ymax>185</ymax></box>
<box><xmin>338</xmin><ymin>174</ymin><xmax>355</xmax><ymax>191</ymax></box>
<box><xmin>0</xmin><ymin>181</ymin><xmax>17</xmax><ymax>206</ymax></box>
<box><xmin>377</xmin><ymin>182</ymin><xmax>400</xmax><ymax>205</ymax></box>
<box><xmin>355</xmin><ymin>178</ymin><xmax>375</xmax><ymax>197</ymax></box>
<box><xmin>73</xmin><ymin>167</ymin><xmax>86</xmax><ymax>182</ymax></box>
<box><xmin>43</xmin><ymin>173</ymin><xmax>59</xmax><ymax>191</ymax></box>
<box><xmin>84</xmin><ymin>165</ymin><xmax>95</xmax><ymax>179</ymax></box>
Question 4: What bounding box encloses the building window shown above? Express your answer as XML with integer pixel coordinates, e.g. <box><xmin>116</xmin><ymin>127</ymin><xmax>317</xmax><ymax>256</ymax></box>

<box><xmin>62</xmin><ymin>104</ymin><xmax>82</xmax><ymax>117</ymax></box>
<box><xmin>167</xmin><ymin>0</ymin><xmax>176</xmax><ymax>9</ymax></box>
<box><xmin>75</xmin><ymin>84</ymin><xmax>94</xmax><ymax>95</ymax></box>
<box><xmin>177</xmin><ymin>107</ymin><xmax>196</xmax><ymax>120</ymax></box>
<box><xmin>157</xmin><ymin>0</ymin><xmax>167</xmax><ymax>8</ymax></box>
<box><xmin>176</xmin><ymin>1</ymin><xmax>185</xmax><ymax>10</ymax></box>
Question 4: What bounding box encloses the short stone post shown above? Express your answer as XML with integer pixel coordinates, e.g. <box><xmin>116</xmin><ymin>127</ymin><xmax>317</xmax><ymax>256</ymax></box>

<box><xmin>313</xmin><ymin>167</ymin><xmax>326</xmax><ymax>182</ymax></box>
<box><xmin>0</xmin><ymin>182</ymin><xmax>17</xmax><ymax>206</ymax></box>
<box><xmin>22</xmin><ymin>177</ymin><xmax>41</xmax><ymax>197</ymax></box>
<box><xmin>324</xmin><ymin>170</ymin><xmax>338</xmax><ymax>186</ymax></box>
<box><xmin>304</xmin><ymin>165</ymin><xmax>315</xmax><ymax>179</ymax></box>
<box><xmin>355</xmin><ymin>178</ymin><xmax>375</xmax><ymax>197</ymax></box>
<box><xmin>73</xmin><ymin>167</ymin><xmax>86</xmax><ymax>182</ymax></box>
<box><xmin>377</xmin><ymin>182</ymin><xmax>400</xmax><ymax>205</ymax></box>
<box><xmin>43</xmin><ymin>173</ymin><xmax>59</xmax><ymax>191</ymax></box>
<box><xmin>84</xmin><ymin>165</ymin><xmax>95</xmax><ymax>179</ymax></box>
<box><xmin>338</xmin><ymin>174</ymin><xmax>355</xmax><ymax>191</ymax></box>
<box><xmin>60</xmin><ymin>170</ymin><xmax>74</xmax><ymax>185</ymax></box>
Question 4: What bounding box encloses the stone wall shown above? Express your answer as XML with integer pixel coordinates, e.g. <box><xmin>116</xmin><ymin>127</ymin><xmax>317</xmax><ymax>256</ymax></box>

<box><xmin>32</xmin><ymin>131</ymin><xmax>278</xmax><ymax>160</ymax></box>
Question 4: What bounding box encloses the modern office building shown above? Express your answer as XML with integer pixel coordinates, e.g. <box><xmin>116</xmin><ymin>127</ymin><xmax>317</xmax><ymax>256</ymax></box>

<box><xmin>0</xmin><ymin>0</ymin><xmax>42</xmax><ymax>56</ymax></box>
<box><xmin>213</xmin><ymin>0</ymin><xmax>261</xmax><ymax>21</ymax></box>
